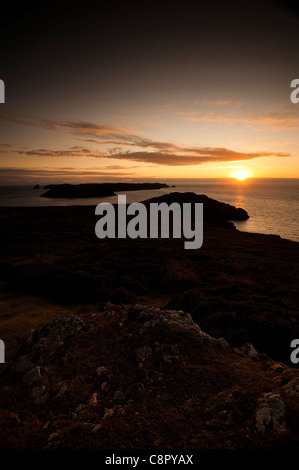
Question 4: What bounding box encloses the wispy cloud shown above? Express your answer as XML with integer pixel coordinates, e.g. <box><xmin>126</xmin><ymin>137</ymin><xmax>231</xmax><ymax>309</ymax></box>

<box><xmin>0</xmin><ymin>113</ymin><xmax>144</xmax><ymax>141</ymax></box>
<box><xmin>1</xmin><ymin>113</ymin><xmax>296</xmax><ymax>166</ymax></box>
<box><xmin>0</xmin><ymin>113</ymin><xmax>170</xmax><ymax>149</ymax></box>
<box><xmin>16</xmin><ymin>145</ymin><xmax>292</xmax><ymax>166</ymax></box>
<box><xmin>0</xmin><ymin>143</ymin><xmax>12</xmax><ymax>152</ymax></box>
<box><xmin>0</xmin><ymin>167</ymin><xmax>137</xmax><ymax>184</ymax></box>
<box><xmin>17</xmin><ymin>146</ymin><xmax>106</xmax><ymax>158</ymax></box>
<box><xmin>106</xmin><ymin>149</ymin><xmax>292</xmax><ymax>166</ymax></box>
<box><xmin>175</xmin><ymin>110</ymin><xmax>299</xmax><ymax>130</ymax></box>
<box><xmin>262</xmin><ymin>140</ymin><xmax>299</xmax><ymax>147</ymax></box>
<box><xmin>193</xmin><ymin>99</ymin><xmax>240</xmax><ymax>107</ymax></box>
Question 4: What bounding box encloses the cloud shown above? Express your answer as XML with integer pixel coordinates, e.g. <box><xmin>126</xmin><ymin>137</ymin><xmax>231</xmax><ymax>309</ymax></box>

<box><xmin>262</xmin><ymin>140</ymin><xmax>299</xmax><ymax>147</ymax></box>
<box><xmin>0</xmin><ymin>114</ymin><xmax>172</xmax><ymax>150</ymax></box>
<box><xmin>17</xmin><ymin>147</ymin><xmax>106</xmax><ymax>158</ymax></box>
<box><xmin>16</xmin><ymin>145</ymin><xmax>293</xmax><ymax>166</ymax></box>
<box><xmin>1</xmin><ymin>113</ymin><xmax>296</xmax><ymax>166</ymax></box>
<box><xmin>0</xmin><ymin>114</ymin><xmax>145</xmax><ymax>142</ymax></box>
<box><xmin>0</xmin><ymin>167</ymin><xmax>135</xmax><ymax>176</ymax></box>
<box><xmin>0</xmin><ymin>167</ymin><xmax>137</xmax><ymax>184</ymax></box>
<box><xmin>106</xmin><ymin>149</ymin><xmax>292</xmax><ymax>166</ymax></box>
<box><xmin>175</xmin><ymin>110</ymin><xmax>299</xmax><ymax>130</ymax></box>
<box><xmin>0</xmin><ymin>143</ymin><xmax>12</xmax><ymax>152</ymax></box>
<box><xmin>193</xmin><ymin>99</ymin><xmax>239</xmax><ymax>106</ymax></box>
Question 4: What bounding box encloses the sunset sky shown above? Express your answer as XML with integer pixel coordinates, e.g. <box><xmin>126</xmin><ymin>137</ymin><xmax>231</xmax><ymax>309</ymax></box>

<box><xmin>1</xmin><ymin>0</ymin><xmax>299</xmax><ymax>184</ymax></box>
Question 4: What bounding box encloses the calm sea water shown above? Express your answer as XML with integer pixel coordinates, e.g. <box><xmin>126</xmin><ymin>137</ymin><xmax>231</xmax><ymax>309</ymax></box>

<box><xmin>0</xmin><ymin>178</ymin><xmax>298</xmax><ymax>243</ymax></box>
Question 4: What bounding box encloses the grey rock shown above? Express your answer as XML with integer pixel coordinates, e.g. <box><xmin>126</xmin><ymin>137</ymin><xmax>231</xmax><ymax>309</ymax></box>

<box><xmin>19</xmin><ymin>330</ymin><xmax>35</xmax><ymax>350</ymax></box>
<box><xmin>214</xmin><ymin>337</ymin><xmax>231</xmax><ymax>350</ymax></box>
<box><xmin>18</xmin><ymin>315</ymin><xmax>85</xmax><ymax>365</ymax></box>
<box><xmin>14</xmin><ymin>355</ymin><xmax>34</xmax><ymax>375</ymax></box>
<box><xmin>241</xmin><ymin>343</ymin><xmax>261</xmax><ymax>361</ymax></box>
<box><xmin>255</xmin><ymin>393</ymin><xmax>286</xmax><ymax>433</ymax></box>
<box><xmin>135</xmin><ymin>346</ymin><xmax>152</xmax><ymax>363</ymax></box>
<box><xmin>35</xmin><ymin>393</ymin><xmax>48</xmax><ymax>405</ymax></box>
<box><xmin>113</xmin><ymin>390</ymin><xmax>125</xmax><ymax>402</ymax></box>
<box><xmin>283</xmin><ymin>377</ymin><xmax>299</xmax><ymax>399</ymax></box>
<box><xmin>73</xmin><ymin>404</ymin><xmax>86</xmax><ymax>420</ymax></box>
<box><xmin>48</xmin><ymin>432</ymin><xmax>59</xmax><ymax>442</ymax></box>
<box><xmin>32</xmin><ymin>384</ymin><xmax>48</xmax><ymax>405</ymax></box>
<box><xmin>32</xmin><ymin>384</ymin><xmax>46</xmax><ymax>398</ymax></box>
<box><xmin>170</xmin><ymin>344</ymin><xmax>180</xmax><ymax>355</ymax></box>
<box><xmin>93</xmin><ymin>424</ymin><xmax>102</xmax><ymax>432</ymax></box>
<box><xmin>54</xmin><ymin>382</ymin><xmax>68</xmax><ymax>400</ymax></box>
<box><xmin>23</xmin><ymin>366</ymin><xmax>42</xmax><ymax>385</ymax></box>
<box><xmin>96</xmin><ymin>366</ymin><xmax>107</xmax><ymax>377</ymax></box>
<box><xmin>89</xmin><ymin>393</ymin><xmax>98</xmax><ymax>406</ymax></box>
<box><xmin>163</xmin><ymin>354</ymin><xmax>174</xmax><ymax>363</ymax></box>
<box><xmin>102</xmin><ymin>408</ymin><xmax>114</xmax><ymax>419</ymax></box>
<box><xmin>75</xmin><ymin>404</ymin><xmax>86</xmax><ymax>413</ymax></box>
<box><xmin>115</xmin><ymin>405</ymin><xmax>127</xmax><ymax>416</ymax></box>
<box><xmin>129</xmin><ymin>382</ymin><xmax>146</xmax><ymax>401</ymax></box>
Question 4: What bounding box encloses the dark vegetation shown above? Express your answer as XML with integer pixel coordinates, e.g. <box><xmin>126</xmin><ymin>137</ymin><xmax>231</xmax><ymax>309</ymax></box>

<box><xmin>0</xmin><ymin>193</ymin><xmax>298</xmax><ymax>364</ymax></box>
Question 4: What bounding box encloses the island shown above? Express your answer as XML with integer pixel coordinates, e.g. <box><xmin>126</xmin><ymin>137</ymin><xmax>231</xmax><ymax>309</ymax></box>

<box><xmin>40</xmin><ymin>182</ymin><xmax>169</xmax><ymax>198</ymax></box>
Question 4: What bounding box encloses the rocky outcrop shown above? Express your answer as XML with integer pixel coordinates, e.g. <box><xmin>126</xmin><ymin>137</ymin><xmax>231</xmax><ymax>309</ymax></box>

<box><xmin>1</xmin><ymin>303</ymin><xmax>299</xmax><ymax>449</ymax></box>
<box><xmin>143</xmin><ymin>192</ymin><xmax>249</xmax><ymax>221</ymax></box>
<box><xmin>255</xmin><ymin>393</ymin><xmax>286</xmax><ymax>434</ymax></box>
<box><xmin>16</xmin><ymin>314</ymin><xmax>84</xmax><ymax>364</ymax></box>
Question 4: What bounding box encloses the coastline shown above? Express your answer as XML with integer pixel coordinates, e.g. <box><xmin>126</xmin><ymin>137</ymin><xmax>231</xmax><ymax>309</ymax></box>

<box><xmin>0</xmin><ymin>195</ymin><xmax>299</xmax><ymax>449</ymax></box>
<box><xmin>0</xmin><ymin>178</ymin><xmax>298</xmax><ymax>243</ymax></box>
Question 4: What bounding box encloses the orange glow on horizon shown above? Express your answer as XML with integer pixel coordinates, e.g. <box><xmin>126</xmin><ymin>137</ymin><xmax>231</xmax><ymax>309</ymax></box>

<box><xmin>231</xmin><ymin>168</ymin><xmax>253</xmax><ymax>181</ymax></box>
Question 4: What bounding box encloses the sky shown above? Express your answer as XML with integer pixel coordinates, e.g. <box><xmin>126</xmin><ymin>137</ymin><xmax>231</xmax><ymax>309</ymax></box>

<box><xmin>1</xmin><ymin>0</ymin><xmax>299</xmax><ymax>184</ymax></box>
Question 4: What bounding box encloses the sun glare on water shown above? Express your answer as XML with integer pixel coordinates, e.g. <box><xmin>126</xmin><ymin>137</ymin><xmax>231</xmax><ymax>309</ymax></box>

<box><xmin>231</xmin><ymin>169</ymin><xmax>252</xmax><ymax>181</ymax></box>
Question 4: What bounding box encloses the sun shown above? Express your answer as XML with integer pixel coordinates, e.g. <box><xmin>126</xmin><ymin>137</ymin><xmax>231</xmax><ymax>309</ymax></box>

<box><xmin>231</xmin><ymin>168</ymin><xmax>252</xmax><ymax>181</ymax></box>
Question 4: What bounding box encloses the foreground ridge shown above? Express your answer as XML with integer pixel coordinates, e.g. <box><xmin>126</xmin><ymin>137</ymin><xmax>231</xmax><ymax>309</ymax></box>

<box><xmin>1</xmin><ymin>303</ymin><xmax>299</xmax><ymax>449</ymax></box>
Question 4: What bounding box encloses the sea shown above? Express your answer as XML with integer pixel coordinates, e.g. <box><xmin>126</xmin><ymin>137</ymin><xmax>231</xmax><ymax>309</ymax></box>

<box><xmin>0</xmin><ymin>178</ymin><xmax>298</xmax><ymax>243</ymax></box>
